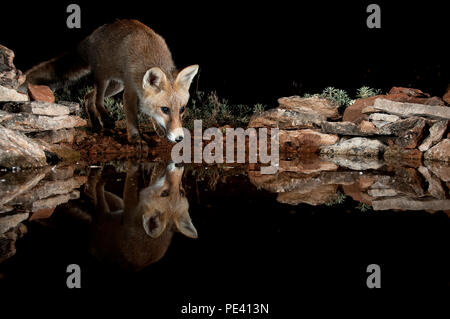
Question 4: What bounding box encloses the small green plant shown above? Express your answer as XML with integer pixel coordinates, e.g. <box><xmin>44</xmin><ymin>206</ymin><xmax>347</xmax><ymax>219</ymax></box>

<box><xmin>325</xmin><ymin>191</ymin><xmax>347</xmax><ymax>206</ymax></box>
<box><xmin>303</xmin><ymin>87</ymin><xmax>352</xmax><ymax>108</ymax></box>
<box><xmin>184</xmin><ymin>91</ymin><xmax>267</xmax><ymax>129</ymax></box>
<box><xmin>356</xmin><ymin>202</ymin><xmax>372</xmax><ymax>212</ymax></box>
<box><xmin>356</xmin><ymin>86</ymin><xmax>382</xmax><ymax>99</ymax></box>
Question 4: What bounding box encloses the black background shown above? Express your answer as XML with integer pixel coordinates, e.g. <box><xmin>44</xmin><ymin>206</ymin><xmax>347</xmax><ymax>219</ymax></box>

<box><xmin>0</xmin><ymin>0</ymin><xmax>449</xmax><ymax>314</ymax></box>
<box><xmin>1</xmin><ymin>1</ymin><xmax>448</xmax><ymax>105</ymax></box>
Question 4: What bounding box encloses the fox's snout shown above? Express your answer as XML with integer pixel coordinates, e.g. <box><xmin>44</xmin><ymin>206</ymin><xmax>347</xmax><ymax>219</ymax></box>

<box><xmin>141</xmin><ymin>64</ymin><xmax>198</xmax><ymax>144</ymax></box>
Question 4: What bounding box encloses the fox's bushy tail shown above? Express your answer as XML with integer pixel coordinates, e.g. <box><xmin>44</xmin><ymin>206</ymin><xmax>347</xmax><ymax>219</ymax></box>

<box><xmin>25</xmin><ymin>49</ymin><xmax>90</xmax><ymax>89</ymax></box>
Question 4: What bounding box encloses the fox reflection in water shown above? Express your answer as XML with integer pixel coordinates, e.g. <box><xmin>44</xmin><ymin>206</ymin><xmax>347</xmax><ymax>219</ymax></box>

<box><xmin>84</xmin><ymin>161</ymin><xmax>197</xmax><ymax>271</ymax></box>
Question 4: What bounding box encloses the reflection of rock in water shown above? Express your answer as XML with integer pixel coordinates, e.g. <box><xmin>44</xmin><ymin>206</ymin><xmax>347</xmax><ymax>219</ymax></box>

<box><xmin>249</xmin><ymin>155</ymin><xmax>450</xmax><ymax>213</ymax></box>
<box><xmin>0</xmin><ymin>164</ymin><xmax>86</xmax><ymax>262</ymax></box>
<box><xmin>86</xmin><ymin>161</ymin><xmax>197</xmax><ymax>271</ymax></box>
<box><xmin>0</xmin><ymin>222</ymin><xmax>27</xmax><ymax>263</ymax></box>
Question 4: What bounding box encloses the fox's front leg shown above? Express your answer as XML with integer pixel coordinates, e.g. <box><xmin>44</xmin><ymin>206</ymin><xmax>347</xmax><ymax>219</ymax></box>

<box><xmin>123</xmin><ymin>88</ymin><xmax>148</xmax><ymax>151</ymax></box>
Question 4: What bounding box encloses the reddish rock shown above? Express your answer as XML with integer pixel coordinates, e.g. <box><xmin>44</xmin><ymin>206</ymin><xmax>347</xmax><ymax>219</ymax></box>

<box><xmin>359</xmin><ymin>120</ymin><xmax>377</xmax><ymax>134</ymax></box>
<box><xmin>443</xmin><ymin>85</ymin><xmax>450</xmax><ymax>105</ymax></box>
<box><xmin>424</xmin><ymin>139</ymin><xmax>450</xmax><ymax>162</ymax></box>
<box><xmin>343</xmin><ymin>95</ymin><xmax>380</xmax><ymax>124</ymax></box>
<box><xmin>278</xmin><ymin>96</ymin><xmax>340</xmax><ymax>120</ymax></box>
<box><xmin>388</xmin><ymin>87</ymin><xmax>428</xmax><ymax>97</ymax></box>
<box><xmin>384</xmin><ymin>146</ymin><xmax>422</xmax><ymax>168</ymax></box>
<box><xmin>342</xmin><ymin>182</ymin><xmax>374</xmax><ymax>206</ymax></box>
<box><xmin>30</xmin><ymin>207</ymin><xmax>55</xmax><ymax>221</ymax></box>
<box><xmin>27</xmin><ymin>83</ymin><xmax>55</xmax><ymax>103</ymax></box>
<box><xmin>279</xmin><ymin>129</ymin><xmax>339</xmax><ymax>153</ymax></box>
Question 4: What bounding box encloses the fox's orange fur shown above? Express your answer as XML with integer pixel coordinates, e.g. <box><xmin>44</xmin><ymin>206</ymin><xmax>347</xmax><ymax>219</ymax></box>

<box><xmin>26</xmin><ymin>19</ymin><xmax>199</xmax><ymax>144</ymax></box>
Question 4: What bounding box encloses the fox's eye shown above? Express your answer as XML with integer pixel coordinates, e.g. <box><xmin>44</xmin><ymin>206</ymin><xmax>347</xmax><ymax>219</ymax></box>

<box><xmin>161</xmin><ymin>107</ymin><xmax>170</xmax><ymax>115</ymax></box>
<box><xmin>161</xmin><ymin>190</ymin><xmax>169</xmax><ymax>197</ymax></box>
<box><xmin>180</xmin><ymin>106</ymin><xmax>185</xmax><ymax>114</ymax></box>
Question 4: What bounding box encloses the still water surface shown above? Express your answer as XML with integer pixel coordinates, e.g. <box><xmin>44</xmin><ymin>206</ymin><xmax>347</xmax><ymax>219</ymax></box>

<box><xmin>0</xmin><ymin>156</ymin><xmax>448</xmax><ymax>311</ymax></box>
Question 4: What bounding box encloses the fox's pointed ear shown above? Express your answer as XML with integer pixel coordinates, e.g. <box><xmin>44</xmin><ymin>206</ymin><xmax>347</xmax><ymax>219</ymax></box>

<box><xmin>175</xmin><ymin>65</ymin><xmax>199</xmax><ymax>91</ymax></box>
<box><xmin>143</xmin><ymin>67</ymin><xmax>167</xmax><ymax>91</ymax></box>
<box><xmin>142</xmin><ymin>212</ymin><xmax>167</xmax><ymax>238</ymax></box>
<box><xmin>174</xmin><ymin>210</ymin><xmax>198</xmax><ymax>238</ymax></box>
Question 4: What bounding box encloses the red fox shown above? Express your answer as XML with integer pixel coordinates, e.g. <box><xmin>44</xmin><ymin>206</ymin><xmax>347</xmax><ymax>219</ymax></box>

<box><xmin>26</xmin><ymin>19</ymin><xmax>199</xmax><ymax>144</ymax></box>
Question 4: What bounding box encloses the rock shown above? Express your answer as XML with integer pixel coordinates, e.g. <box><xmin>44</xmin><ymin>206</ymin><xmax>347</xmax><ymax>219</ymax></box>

<box><xmin>443</xmin><ymin>85</ymin><xmax>450</xmax><ymax>105</ymax></box>
<box><xmin>0</xmin><ymin>168</ymin><xmax>47</xmax><ymax>206</ymax></box>
<box><xmin>388</xmin><ymin>87</ymin><xmax>428</xmax><ymax>97</ymax></box>
<box><xmin>424</xmin><ymin>139</ymin><xmax>450</xmax><ymax>162</ymax></box>
<box><xmin>342</xmin><ymin>182</ymin><xmax>374</xmax><ymax>206</ymax></box>
<box><xmin>424</xmin><ymin>161</ymin><xmax>450</xmax><ymax>182</ymax></box>
<box><xmin>417</xmin><ymin>166</ymin><xmax>446</xmax><ymax>199</ymax></box>
<box><xmin>0</xmin><ymin>125</ymin><xmax>47</xmax><ymax>168</ymax></box>
<box><xmin>0</xmin><ymin>45</ymin><xmax>26</xmax><ymax>90</ymax></box>
<box><xmin>392</xmin><ymin>167</ymin><xmax>426</xmax><ymax>197</ymax></box>
<box><xmin>368</xmin><ymin>113</ymin><xmax>401</xmax><ymax>123</ymax></box>
<box><xmin>418</xmin><ymin>120</ymin><xmax>448</xmax><ymax>152</ymax></box>
<box><xmin>321</xmin><ymin>154</ymin><xmax>384</xmax><ymax>170</ymax></box>
<box><xmin>343</xmin><ymin>95</ymin><xmax>380</xmax><ymax>124</ymax></box>
<box><xmin>393</xmin><ymin>118</ymin><xmax>426</xmax><ymax>149</ymax></box>
<box><xmin>371</xmin><ymin>120</ymin><xmax>390</xmax><ymax>128</ymax></box>
<box><xmin>1</xmin><ymin>101</ymin><xmax>70</xmax><ymax>116</ymax></box>
<box><xmin>30</xmin><ymin>207</ymin><xmax>56</xmax><ymax>221</ymax></box>
<box><xmin>372</xmin><ymin>197</ymin><xmax>450</xmax><ymax>212</ymax></box>
<box><xmin>345</xmin><ymin>92</ymin><xmax>446</xmax><ymax>125</ymax></box>
<box><xmin>32</xmin><ymin>190</ymin><xmax>79</xmax><ymax>212</ymax></box>
<box><xmin>277</xmin><ymin>184</ymin><xmax>338</xmax><ymax>206</ymax></box>
<box><xmin>1</xmin><ymin>113</ymin><xmax>86</xmax><ymax>132</ymax></box>
<box><xmin>278</xmin><ymin>96</ymin><xmax>340</xmax><ymax>120</ymax></box>
<box><xmin>0</xmin><ymin>110</ymin><xmax>14</xmax><ymax>123</ymax></box>
<box><xmin>45</xmin><ymin>164</ymin><xmax>75</xmax><ymax>181</ymax></box>
<box><xmin>367</xmin><ymin>188</ymin><xmax>398</xmax><ymax>197</ymax></box>
<box><xmin>0</xmin><ymin>223</ymin><xmax>27</xmax><ymax>263</ymax></box>
<box><xmin>27</xmin><ymin>83</ymin><xmax>55</xmax><ymax>103</ymax></box>
<box><xmin>384</xmin><ymin>146</ymin><xmax>422</xmax><ymax>167</ymax></box>
<box><xmin>379</xmin><ymin>117</ymin><xmax>425</xmax><ymax>136</ymax></box>
<box><xmin>359</xmin><ymin>120</ymin><xmax>378</xmax><ymax>134</ymax></box>
<box><xmin>58</xmin><ymin>101</ymin><xmax>80</xmax><ymax>115</ymax></box>
<box><xmin>321</xmin><ymin>121</ymin><xmax>378</xmax><ymax>136</ymax></box>
<box><xmin>279</xmin><ymin>129</ymin><xmax>339</xmax><ymax>153</ymax></box>
<box><xmin>0</xmin><ymin>85</ymin><xmax>29</xmax><ymax>102</ymax></box>
<box><xmin>320</xmin><ymin>137</ymin><xmax>385</xmax><ymax>157</ymax></box>
<box><xmin>33</xmin><ymin>128</ymin><xmax>76</xmax><ymax>144</ymax></box>
<box><xmin>372</xmin><ymin>99</ymin><xmax>450</xmax><ymax>120</ymax></box>
<box><xmin>278</xmin><ymin>156</ymin><xmax>338</xmax><ymax>174</ymax></box>
<box><xmin>9</xmin><ymin>176</ymin><xmax>86</xmax><ymax>206</ymax></box>
<box><xmin>0</xmin><ymin>213</ymin><xmax>29</xmax><ymax>234</ymax></box>
<box><xmin>248</xmin><ymin>108</ymin><xmax>324</xmax><ymax>129</ymax></box>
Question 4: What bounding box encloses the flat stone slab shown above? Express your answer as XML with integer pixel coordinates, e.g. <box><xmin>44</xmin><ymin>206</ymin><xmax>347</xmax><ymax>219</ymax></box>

<box><xmin>424</xmin><ymin>139</ymin><xmax>450</xmax><ymax>162</ymax></box>
<box><xmin>320</xmin><ymin>137</ymin><xmax>386</xmax><ymax>157</ymax></box>
<box><xmin>418</xmin><ymin>120</ymin><xmax>448</xmax><ymax>152</ymax></box>
<box><xmin>0</xmin><ymin>125</ymin><xmax>47</xmax><ymax>168</ymax></box>
<box><xmin>368</xmin><ymin>113</ymin><xmax>400</xmax><ymax>123</ymax></box>
<box><xmin>278</xmin><ymin>96</ymin><xmax>340</xmax><ymax>120</ymax></box>
<box><xmin>321</xmin><ymin>121</ymin><xmax>378</xmax><ymax>136</ymax></box>
<box><xmin>1</xmin><ymin>101</ymin><xmax>70</xmax><ymax>116</ymax></box>
<box><xmin>373</xmin><ymin>98</ymin><xmax>450</xmax><ymax>120</ymax></box>
<box><xmin>372</xmin><ymin>197</ymin><xmax>450</xmax><ymax>211</ymax></box>
<box><xmin>1</xmin><ymin>112</ymin><xmax>86</xmax><ymax>132</ymax></box>
<box><xmin>249</xmin><ymin>108</ymin><xmax>325</xmax><ymax>129</ymax></box>
<box><xmin>0</xmin><ymin>85</ymin><xmax>28</xmax><ymax>102</ymax></box>
<box><xmin>0</xmin><ymin>213</ymin><xmax>29</xmax><ymax>234</ymax></box>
